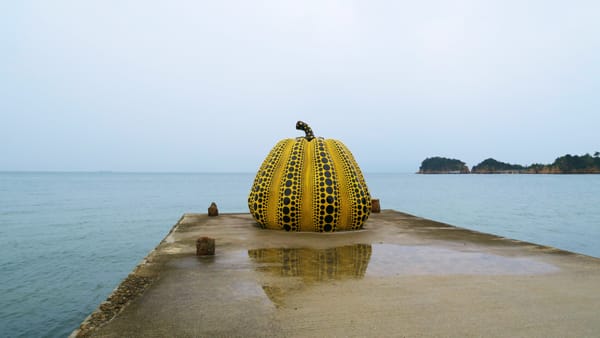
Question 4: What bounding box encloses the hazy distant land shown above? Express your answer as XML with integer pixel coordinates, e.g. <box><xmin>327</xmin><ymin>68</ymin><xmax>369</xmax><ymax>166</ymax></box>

<box><xmin>418</xmin><ymin>153</ymin><xmax>600</xmax><ymax>174</ymax></box>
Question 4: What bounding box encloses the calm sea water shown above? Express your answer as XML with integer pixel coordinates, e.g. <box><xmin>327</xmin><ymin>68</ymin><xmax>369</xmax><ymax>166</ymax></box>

<box><xmin>1</xmin><ymin>172</ymin><xmax>599</xmax><ymax>337</ymax></box>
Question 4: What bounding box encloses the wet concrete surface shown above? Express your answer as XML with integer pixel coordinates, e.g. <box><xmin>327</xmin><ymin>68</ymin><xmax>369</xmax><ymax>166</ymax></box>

<box><xmin>74</xmin><ymin>210</ymin><xmax>600</xmax><ymax>337</ymax></box>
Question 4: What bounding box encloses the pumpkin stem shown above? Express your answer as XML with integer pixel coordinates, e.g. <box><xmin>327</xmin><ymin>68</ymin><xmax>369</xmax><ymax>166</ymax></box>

<box><xmin>296</xmin><ymin>121</ymin><xmax>315</xmax><ymax>141</ymax></box>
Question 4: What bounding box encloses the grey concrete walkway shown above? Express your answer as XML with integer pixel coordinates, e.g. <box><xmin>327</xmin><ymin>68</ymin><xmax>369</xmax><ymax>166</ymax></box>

<box><xmin>73</xmin><ymin>211</ymin><xmax>600</xmax><ymax>337</ymax></box>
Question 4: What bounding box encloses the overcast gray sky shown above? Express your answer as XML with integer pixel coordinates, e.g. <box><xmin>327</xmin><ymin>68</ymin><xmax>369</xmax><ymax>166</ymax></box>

<box><xmin>2</xmin><ymin>1</ymin><xmax>599</xmax><ymax>173</ymax></box>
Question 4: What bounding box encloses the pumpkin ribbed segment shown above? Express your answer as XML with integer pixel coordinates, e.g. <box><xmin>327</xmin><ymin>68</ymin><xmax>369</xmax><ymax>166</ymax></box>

<box><xmin>248</xmin><ymin>136</ymin><xmax>371</xmax><ymax>232</ymax></box>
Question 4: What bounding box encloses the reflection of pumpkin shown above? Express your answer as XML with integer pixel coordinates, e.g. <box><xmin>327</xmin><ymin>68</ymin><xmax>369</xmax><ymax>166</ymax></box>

<box><xmin>248</xmin><ymin>245</ymin><xmax>372</xmax><ymax>281</ymax></box>
<box><xmin>248</xmin><ymin>245</ymin><xmax>372</xmax><ymax>306</ymax></box>
<box><xmin>248</xmin><ymin>121</ymin><xmax>371</xmax><ymax>232</ymax></box>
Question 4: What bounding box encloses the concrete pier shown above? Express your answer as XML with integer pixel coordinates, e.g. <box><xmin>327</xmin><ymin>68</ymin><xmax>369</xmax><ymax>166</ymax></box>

<box><xmin>72</xmin><ymin>210</ymin><xmax>600</xmax><ymax>337</ymax></box>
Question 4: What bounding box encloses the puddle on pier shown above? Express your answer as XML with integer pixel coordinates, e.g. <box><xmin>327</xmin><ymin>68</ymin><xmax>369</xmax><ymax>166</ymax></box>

<box><xmin>247</xmin><ymin>243</ymin><xmax>558</xmax><ymax>306</ymax></box>
<box><xmin>367</xmin><ymin>244</ymin><xmax>559</xmax><ymax>276</ymax></box>
<box><xmin>248</xmin><ymin>243</ymin><xmax>558</xmax><ymax>280</ymax></box>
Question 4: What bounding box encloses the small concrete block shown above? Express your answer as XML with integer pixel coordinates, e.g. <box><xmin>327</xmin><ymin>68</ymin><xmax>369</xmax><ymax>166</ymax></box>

<box><xmin>371</xmin><ymin>199</ymin><xmax>381</xmax><ymax>213</ymax></box>
<box><xmin>196</xmin><ymin>237</ymin><xmax>215</xmax><ymax>256</ymax></box>
<box><xmin>208</xmin><ymin>202</ymin><xmax>219</xmax><ymax>216</ymax></box>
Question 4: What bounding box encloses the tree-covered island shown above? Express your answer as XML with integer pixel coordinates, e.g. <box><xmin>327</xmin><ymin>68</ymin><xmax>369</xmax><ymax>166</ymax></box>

<box><xmin>471</xmin><ymin>158</ymin><xmax>525</xmax><ymax>174</ymax></box>
<box><xmin>525</xmin><ymin>153</ymin><xmax>600</xmax><ymax>174</ymax></box>
<box><xmin>418</xmin><ymin>157</ymin><xmax>470</xmax><ymax>174</ymax></box>
<box><xmin>419</xmin><ymin>153</ymin><xmax>600</xmax><ymax>174</ymax></box>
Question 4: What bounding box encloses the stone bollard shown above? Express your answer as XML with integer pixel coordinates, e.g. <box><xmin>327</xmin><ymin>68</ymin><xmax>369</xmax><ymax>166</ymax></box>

<box><xmin>208</xmin><ymin>202</ymin><xmax>219</xmax><ymax>216</ymax></box>
<box><xmin>196</xmin><ymin>237</ymin><xmax>215</xmax><ymax>256</ymax></box>
<box><xmin>371</xmin><ymin>198</ymin><xmax>381</xmax><ymax>213</ymax></box>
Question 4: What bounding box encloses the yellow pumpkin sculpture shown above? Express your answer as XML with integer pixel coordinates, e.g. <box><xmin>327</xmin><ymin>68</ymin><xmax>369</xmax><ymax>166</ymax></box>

<box><xmin>248</xmin><ymin>121</ymin><xmax>371</xmax><ymax>232</ymax></box>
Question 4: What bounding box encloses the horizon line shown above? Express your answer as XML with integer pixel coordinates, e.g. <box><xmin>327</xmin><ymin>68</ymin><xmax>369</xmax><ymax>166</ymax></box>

<box><xmin>0</xmin><ymin>170</ymin><xmax>416</xmax><ymax>175</ymax></box>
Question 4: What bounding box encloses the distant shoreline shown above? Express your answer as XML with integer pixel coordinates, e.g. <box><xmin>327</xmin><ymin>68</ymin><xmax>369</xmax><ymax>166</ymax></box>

<box><xmin>418</xmin><ymin>170</ymin><xmax>600</xmax><ymax>174</ymax></box>
<box><xmin>418</xmin><ymin>153</ymin><xmax>600</xmax><ymax>175</ymax></box>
